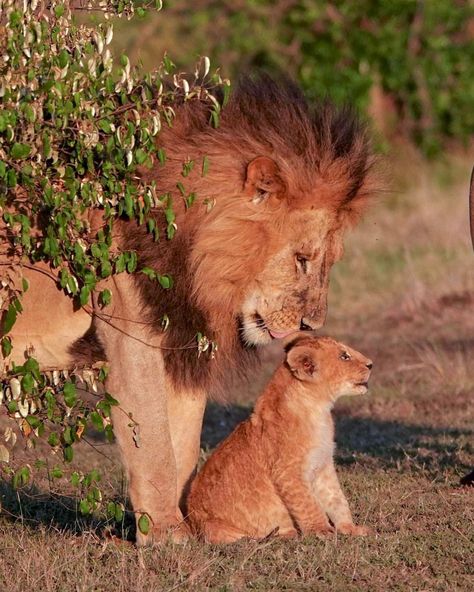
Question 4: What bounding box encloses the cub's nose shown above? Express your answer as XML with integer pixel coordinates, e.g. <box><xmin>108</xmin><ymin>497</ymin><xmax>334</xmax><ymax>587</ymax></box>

<box><xmin>366</xmin><ymin>361</ymin><xmax>373</xmax><ymax>370</ymax></box>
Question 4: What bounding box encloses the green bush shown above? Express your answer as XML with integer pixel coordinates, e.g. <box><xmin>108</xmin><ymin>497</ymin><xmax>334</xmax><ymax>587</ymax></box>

<box><xmin>0</xmin><ymin>0</ymin><xmax>226</xmax><ymax>527</ymax></box>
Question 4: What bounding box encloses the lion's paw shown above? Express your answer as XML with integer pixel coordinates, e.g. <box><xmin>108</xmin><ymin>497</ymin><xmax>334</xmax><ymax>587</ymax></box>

<box><xmin>336</xmin><ymin>522</ymin><xmax>372</xmax><ymax>536</ymax></box>
<box><xmin>136</xmin><ymin>521</ymin><xmax>192</xmax><ymax>547</ymax></box>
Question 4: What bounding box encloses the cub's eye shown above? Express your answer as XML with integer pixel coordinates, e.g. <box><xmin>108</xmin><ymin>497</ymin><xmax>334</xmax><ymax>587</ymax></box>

<box><xmin>339</xmin><ymin>351</ymin><xmax>351</xmax><ymax>361</ymax></box>
<box><xmin>295</xmin><ymin>254</ymin><xmax>309</xmax><ymax>273</ymax></box>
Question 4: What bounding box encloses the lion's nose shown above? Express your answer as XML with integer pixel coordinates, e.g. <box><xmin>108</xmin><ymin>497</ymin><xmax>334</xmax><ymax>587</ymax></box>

<box><xmin>366</xmin><ymin>361</ymin><xmax>373</xmax><ymax>369</ymax></box>
<box><xmin>300</xmin><ymin>317</ymin><xmax>316</xmax><ymax>331</ymax></box>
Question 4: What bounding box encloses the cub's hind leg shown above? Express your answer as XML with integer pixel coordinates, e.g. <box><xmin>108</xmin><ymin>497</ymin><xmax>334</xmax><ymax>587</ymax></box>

<box><xmin>201</xmin><ymin>520</ymin><xmax>250</xmax><ymax>544</ymax></box>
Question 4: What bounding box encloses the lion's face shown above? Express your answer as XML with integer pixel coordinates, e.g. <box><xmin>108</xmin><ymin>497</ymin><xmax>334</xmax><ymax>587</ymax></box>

<box><xmin>240</xmin><ymin>209</ymin><xmax>344</xmax><ymax>346</ymax></box>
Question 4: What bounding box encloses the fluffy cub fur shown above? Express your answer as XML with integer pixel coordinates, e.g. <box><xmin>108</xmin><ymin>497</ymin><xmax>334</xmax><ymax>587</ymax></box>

<box><xmin>186</xmin><ymin>334</ymin><xmax>373</xmax><ymax>543</ymax></box>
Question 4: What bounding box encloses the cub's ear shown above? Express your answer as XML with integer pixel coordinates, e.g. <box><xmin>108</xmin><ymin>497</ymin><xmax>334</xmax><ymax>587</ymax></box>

<box><xmin>244</xmin><ymin>156</ymin><xmax>286</xmax><ymax>204</ymax></box>
<box><xmin>286</xmin><ymin>346</ymin><xmax>318</xmax><ymax>382</ymax></box>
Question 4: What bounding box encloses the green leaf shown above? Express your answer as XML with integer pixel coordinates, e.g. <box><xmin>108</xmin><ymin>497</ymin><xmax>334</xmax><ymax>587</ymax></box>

<box><xmin>98</xmin><ymin>119</ymin><xmax>112</xmax><ymax>133</ymax></box>
<box><xmin>21</xmin><ymin>373</ymin><xmax>34</xmax><ymax>394</ymax></box>
<box><xmin>115</xmin><ymin>253</ymin><xmax>126</xmax><ymax>273</ymax></box>
<box><xmin>63</xmin><ymin>445</ymin><xmax>74</xmax><ymax>463</ymax></box>
<box><xmin>91</xmin><ymin>243</ymin><xmax>102</xmax><ymax>258</ymax></box>
<box><xmin>140</xmin><ymin>266</ymin><xmax>156</xmax><ymax>280</ymax></box>
<box><xmin>135</xmin><ymin>148</ymin><xmax>148</xmax><ymax>165</ymax></box>
<box><xmin>26</xmin><ymin>415</ymin><xmax>41</xmax><ymax>429</ymax></box>
<box><xmin>90</xmin><ymin>411</ymin><xmax>104</xmax><ymax>432</ymax></box>
<box><xmin>6</xmin><ymin>169</ymin><xmax>17</xmax><ymax>188</ymax></box>
<box><xmin>158</xmin><ymin>275</ymin><xmax>173</xmax><ymax>289</ymax></box>
<box><xmin>107</xmin><ymin>501</ymin><xmax>117</xmax><ymax>518</ymax></box>
<box><xmin>51</xmin><ymin>467</ymin><xmax>63</xmax><ymax>479</ymax></box>
<box><xmin>7</xmin><ymin>401</ymin><xmax>18</xmax><ymax>413</ymax></box>
<box><xmin>24</xmin><ymin>357</ymin><xmax>40</xmax><ymax>381</ymax></box>
<box><xmin>99</xmin><ymin>289</ymin><xmax>112</xmax><ymax>306</ymax></box>
<box><xmin>63</xmin><ymin>426</ymin><xmax>74</xmax><ymax>445</ymax></box>
<box><xmin>48</xmin><ymin>432</ymin><xmax>60</xmax><ymax>447</ymax></box>
<box><xmin>1</xmin><ymin>337</ymin><xmax>12</xmax><ymax>357</ymax></box>
<box><xmin>63</xmin><ymin>382</ymin><xmax>77</xmax><ymax>408</ymax></box>
<box><xmin>42</xmin><ymin>134</ymin><xmax>52</xmax><ymax>159</ymax></box>
<box><xmin>12</xmin><ymin>466</ymin><xmax>30</xmax><ymax>489</ymax></box>
<box><xmin>67</xmin><ymin>275</ymin><xmax>78</xmax><ymax>295</ymax></box>
<box><xmin>58</xmin><ymin>49</ymin><xmax>69</xmax><ymax>68</ymax></box>
<box><xmin>54</xmin><ymin>4</ymin><xmax>65</xmax><ymax>17</ymax></box>
<box><xmin>24</xmin><ymin>105</ymin><xmax>35</xmax><ymax>123</ymax></box>
<box><xmin>202</xmin><ymin>155</ymin><xmax>210</xmax><ymax>176</ymax></box>
<box><xmin>79</xmin><ymin>498</ymin><xmax>91</xmax><ymax>514</ymax></box>
<box><xmin>10</xmin><ymin>143</ymin><xmax>31</xmax><ymax>160</ymax></box>
<box><xmin>79</xmin><ymin>286</ymin><xmax>90</xmax><ymax>307</ymax></box>
<box><xmin>71</xmin><ymin>472</ymin><xmax>81</xmax><ymax>487</ymax></box>
<box><xmin>2</xmin><ymin>303</ymin><xmax>18</xmax><ymax>333</ymax></box>
<box><xmin>105</xmin><ymin>424</ymin><xmax>114</xmax><ymax>443</ymax></box>
<box><xmin>100</xmin><ymin>260</ymin><xmax>113</xmax><ymax>278</ymax></box>
<box><xmin>210</xmin><ymin>110</ymin><xmax>219</xmax><ymax>128</ymax></box>
<box><xmin>157</xmin><ymin>148</ymin><xmax>166</xmax><ymax>165</ymax></box>
<box><xmin>115</xmin><ymin>503</ymin><xmax>124</xmax><ymax>522</ymax></box>
<box><xmin>138</xmin><ymin>513</ymin><xmax>150</xmax><ymax>535</ymax></box>
<box><xmin>126</xmin><ymin>251</ymin><xmax>137</xmax><ymax>273</ymax></box>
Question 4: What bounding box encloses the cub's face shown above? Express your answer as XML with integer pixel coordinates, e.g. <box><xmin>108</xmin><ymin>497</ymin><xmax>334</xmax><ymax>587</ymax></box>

<box><xmin>285</xmin><ymin>334</ymin><xmax>372</xmax><ymax>399</ymax></box>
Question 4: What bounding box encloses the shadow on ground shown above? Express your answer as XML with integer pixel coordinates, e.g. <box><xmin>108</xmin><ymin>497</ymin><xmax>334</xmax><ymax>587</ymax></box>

<box><xmin>1</xmin><ymin>403</ymin><xmax>471</xmax><ymax>538</ymax></box>
<box><xmin>202</xmin><ymin>402</ymin><xmax>474</xmax><ymax>477</ymax></box>
<box><xmin>0</xmin><ymin>479</ymin><xmax>135</xmax><ymax>540</ymax></box>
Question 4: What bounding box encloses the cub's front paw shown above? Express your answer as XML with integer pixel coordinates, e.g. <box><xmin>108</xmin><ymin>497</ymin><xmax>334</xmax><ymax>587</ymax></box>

<box><xmin>306</xmin><ymin>523</ymin><xmax>335</xmax><ymax>538</ymax></box>
<box><xmin>336</xmin><ymin>522</ymin><xmax>372</xmax><ymax>536</ymax></box>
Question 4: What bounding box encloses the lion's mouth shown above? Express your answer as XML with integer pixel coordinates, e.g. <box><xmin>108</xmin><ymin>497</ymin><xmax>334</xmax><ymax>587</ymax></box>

<box><xmin>253</xmin><ymin>314</ymin><xmax>295</xmax><ymax>340</ymax></box>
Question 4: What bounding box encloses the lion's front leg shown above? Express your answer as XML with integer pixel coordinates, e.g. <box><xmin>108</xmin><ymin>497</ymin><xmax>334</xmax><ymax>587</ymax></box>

<box><xmin>167</xmin><ymin>389</ymin><xmax>207</xmax><ymax>514</ymax></box>
<box><xmin>95</xmin><ymin>276</ymin><xmax>185</xmax><ymax>545</ymax></box>
<box><xmin>109</xmin><ymin>382</ymin><xmax>182</xmax><ymax>546</ymax></box>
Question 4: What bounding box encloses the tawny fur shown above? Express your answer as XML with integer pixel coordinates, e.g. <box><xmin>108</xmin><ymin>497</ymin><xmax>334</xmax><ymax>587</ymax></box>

<box><xmin>186</xmin><ymin>334</ymin><xmax>373</xmax><ymax>543</ymax></box>
<box><xmin>3</xmin><ymin>76</ymin><xmax>377</xmax><ymax>544</ymax></box>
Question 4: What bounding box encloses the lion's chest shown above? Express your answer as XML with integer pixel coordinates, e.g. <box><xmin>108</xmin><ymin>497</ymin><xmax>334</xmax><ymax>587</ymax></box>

<box><xmin>304</xmin><ymin>414</ymin><xmax>335</xmax><ymax>481</ymax></box>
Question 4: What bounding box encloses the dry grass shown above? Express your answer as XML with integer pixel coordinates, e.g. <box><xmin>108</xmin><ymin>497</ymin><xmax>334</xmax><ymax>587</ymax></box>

<box><xmin>1</xmin><ymin>149</ymin><xmax>474</xmax><ymax>591</ymax></box>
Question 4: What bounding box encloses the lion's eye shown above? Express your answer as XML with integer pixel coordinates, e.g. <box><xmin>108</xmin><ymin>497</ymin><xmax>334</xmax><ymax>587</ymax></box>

<box><xmin>340</xmin><ymin>351</ymin><xmax>351</xmax><ymax>361</ymax></box>
<box><xmin>296</xmin><ymin>254</ymin><xmax>308</xmax><ymax>273</ymax></box>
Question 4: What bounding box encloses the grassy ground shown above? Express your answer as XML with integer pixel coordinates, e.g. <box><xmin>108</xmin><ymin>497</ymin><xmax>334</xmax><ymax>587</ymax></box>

<box><xmin>1</xmin><ymin>150</ymin><xmax>473</xmax><ymax>591</ymax></box>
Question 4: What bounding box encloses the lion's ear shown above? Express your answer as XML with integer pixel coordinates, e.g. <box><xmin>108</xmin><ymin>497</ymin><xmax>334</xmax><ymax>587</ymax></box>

<box><xmin>286</xmin><ymin>346</ymin><xmax>318</xmax><ymax>382</ymax></box>
<box><xmin>244</xmin><ymin>156</ymin><xmax>286</xmax><ymax>204</ymax></box>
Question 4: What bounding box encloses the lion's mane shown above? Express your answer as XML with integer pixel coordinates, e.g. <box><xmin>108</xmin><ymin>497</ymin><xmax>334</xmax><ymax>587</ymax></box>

<box><xmin>72</xmin><ymin>75</ymin><xmax>376</xmax><ymax>398</ymax></box>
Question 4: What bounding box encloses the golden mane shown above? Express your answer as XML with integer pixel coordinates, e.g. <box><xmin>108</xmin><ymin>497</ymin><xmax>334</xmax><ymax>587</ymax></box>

<box><xmin>74</xmin><ymin>75</ymin><xmax>377</xmax><ymax>399</ymax></box>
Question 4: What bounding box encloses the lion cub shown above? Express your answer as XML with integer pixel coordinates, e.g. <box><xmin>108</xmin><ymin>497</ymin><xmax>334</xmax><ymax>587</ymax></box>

<box><xmin>187</xmin><ymin>334</ymin><xmax>373</xmax><ymax>543</ymax></box>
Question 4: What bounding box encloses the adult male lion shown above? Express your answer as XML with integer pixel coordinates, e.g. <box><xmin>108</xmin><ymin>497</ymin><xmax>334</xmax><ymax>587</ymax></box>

<box><xmin>5</xmin><ymin>76</ymin><xmax>375</xmax><ymax>544</ymax></box>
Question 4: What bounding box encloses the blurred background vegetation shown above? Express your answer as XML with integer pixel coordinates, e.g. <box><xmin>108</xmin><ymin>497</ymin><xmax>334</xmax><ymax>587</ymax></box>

<box><xmin>102</xmin><ymin>0</ymin><xmax>474</xmax><ymax>156</ymax></box>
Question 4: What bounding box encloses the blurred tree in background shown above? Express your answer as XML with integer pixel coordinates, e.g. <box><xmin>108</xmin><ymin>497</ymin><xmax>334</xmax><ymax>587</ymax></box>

<box><xmin>113</xmin><ymin>0</ymin><xmax>474</xmax><ymax>155</ymax></box>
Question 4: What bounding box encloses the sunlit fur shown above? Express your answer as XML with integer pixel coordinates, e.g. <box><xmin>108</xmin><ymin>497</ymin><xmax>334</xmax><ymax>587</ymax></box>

<box><xmin>186</xmin><ymin>334</ymin><xmax>373</xmax><ymax>543</ymax></box>
<box><xmin>130</xmin><ymin>75</ymin><xmax>378</xmax><ymax>394</ymax></box>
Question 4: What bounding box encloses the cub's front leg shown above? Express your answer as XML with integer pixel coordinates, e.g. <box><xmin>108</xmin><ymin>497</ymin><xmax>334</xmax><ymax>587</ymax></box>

<box><xmin>312</xmin><ymin>463</ymin><xmax>371</xmax><ymax>536</ymax></box>
<box><xmin>271</xmin><ymin>462</ymin><xmax>333</xmax><ymax>536</ymax></box>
